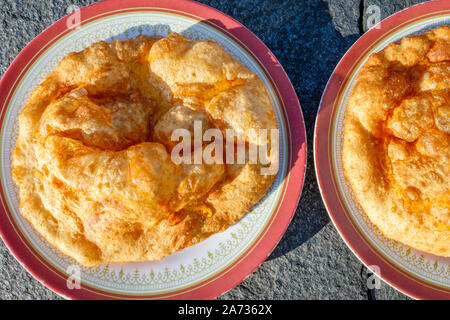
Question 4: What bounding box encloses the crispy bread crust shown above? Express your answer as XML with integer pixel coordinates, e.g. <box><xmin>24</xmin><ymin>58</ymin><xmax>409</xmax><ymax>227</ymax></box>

<box><xmin>343</xmin><ymin>27</ymin><xmax>450</xmax><ymax>257</ymax></box>
<box><xmin>12</xmin><ymin>34</ymin><xmax>278</xmax><ymax>266</ymax></box>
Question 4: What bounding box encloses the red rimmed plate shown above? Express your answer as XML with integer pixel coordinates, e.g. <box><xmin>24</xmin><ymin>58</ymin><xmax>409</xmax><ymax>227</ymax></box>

<box><xmin>315</xmin><ymin>0</ymin><xmax>450</xmax><ymax>300</ymax></box>
<box><xmin>0</xmin><ymin>0</ymin><xmax>306</xmax><ymax>300</ymax></box>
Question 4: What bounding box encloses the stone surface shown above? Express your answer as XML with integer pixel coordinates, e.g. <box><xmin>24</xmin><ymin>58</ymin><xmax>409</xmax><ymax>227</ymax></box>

<box><xmin>0</xmin><ymin>0</ymin><xmax>423</xmax><ymax>300</ymax></box>
<box><xmin>362</xmin><ymin>0</ymin><xmax>428</xmax><ymax>31</ymax></box>
<box><xmin>327</xmin><ymin>0</ymin><xmax>361</xmax><ymax>36</ymax></box>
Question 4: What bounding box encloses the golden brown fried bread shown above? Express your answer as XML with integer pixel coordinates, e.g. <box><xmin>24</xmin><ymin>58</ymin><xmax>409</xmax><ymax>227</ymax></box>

<box><xmin>342</xmin><ymin>26</ymin><xmax>450</xmax><ymax>257</ymax></box>
<box><xmin>12</xmin><ymin>33</ymin><xmax>278</xmax><ymax>266</ymax></box>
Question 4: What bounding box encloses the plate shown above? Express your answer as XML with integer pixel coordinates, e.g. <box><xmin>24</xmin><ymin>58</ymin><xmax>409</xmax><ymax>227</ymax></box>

<box><xmin>0</xmin><ymin>0</ymin><xmax>306</xmax><ymax>299</ymax></box>
<box><xmin>315</xmin><ymin>0</ymin><xmax>450</xmax><ymax>300</ymax></box>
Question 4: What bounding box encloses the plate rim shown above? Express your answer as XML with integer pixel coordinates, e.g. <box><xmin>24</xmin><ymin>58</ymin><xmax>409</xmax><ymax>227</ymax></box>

<box><xmin>0</xmin><ymin>0</ymin><xmax>307</xmax><ymax>299</ymax></box>
<box><xmin>314</xmin><ymin>0</ymin><xmax>450</xmax><ymax>300</ymax></box>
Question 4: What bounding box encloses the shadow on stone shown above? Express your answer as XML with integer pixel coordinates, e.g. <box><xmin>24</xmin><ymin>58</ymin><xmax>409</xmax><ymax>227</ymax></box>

<box><xmin>264</xmin><ymin>0</ymin><xmax>360</xmax><ymax>260</ymax></box>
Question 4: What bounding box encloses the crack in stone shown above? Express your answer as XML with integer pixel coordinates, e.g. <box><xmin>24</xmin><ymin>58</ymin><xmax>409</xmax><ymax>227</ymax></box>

<box><xmin>358</xmin><ymin>0</ymin><xmax>366</xmax><ymax>35</ymax></box>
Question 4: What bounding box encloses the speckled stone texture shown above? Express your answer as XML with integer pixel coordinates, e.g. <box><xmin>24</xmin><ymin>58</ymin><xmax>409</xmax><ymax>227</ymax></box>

<box><xmin>362</xmin><ymin>0</ymin><xmax>427</xmax><ymax>31</ymax></box>
<box><xmin>0</xmin><ymin>0</ymin><xmax>422</xmax><ymax>300</ymax></box>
